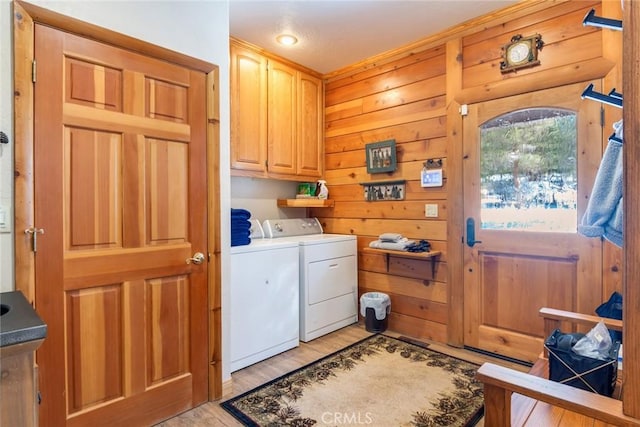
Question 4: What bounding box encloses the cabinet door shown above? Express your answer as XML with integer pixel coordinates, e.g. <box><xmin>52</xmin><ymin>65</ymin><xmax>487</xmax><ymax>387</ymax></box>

<box><xmin>267</xmin><ymin>59</ymin><xmax>297</xmax><ymax>175</ymax></box>
<box><xmin>230</xmin><ymin>43</ymin><xmax>267</xmax><ymax>172</ymax></box>
<box><xmin>297</xmin><ymin>73</ymin><xmax>323</xmax><ymax>177</ymax></box>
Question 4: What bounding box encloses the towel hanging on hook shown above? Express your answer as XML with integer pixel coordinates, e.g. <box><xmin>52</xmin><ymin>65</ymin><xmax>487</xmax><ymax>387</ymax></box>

<box><xmin>578</xmin><ymin>120</ymin><xmax>623</xmax><ymax>248</ymax></box>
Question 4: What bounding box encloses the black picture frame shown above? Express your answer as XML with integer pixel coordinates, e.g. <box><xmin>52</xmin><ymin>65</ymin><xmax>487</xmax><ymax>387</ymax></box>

<box><xmin>362</xmin><ymin>180</ymin><xmax>405</xmax><ymax>201</ymax></box>
<box><xmin>365</xmin><ymin>139</ymin><xmax>397</xmax><ymax>173</ymax></box>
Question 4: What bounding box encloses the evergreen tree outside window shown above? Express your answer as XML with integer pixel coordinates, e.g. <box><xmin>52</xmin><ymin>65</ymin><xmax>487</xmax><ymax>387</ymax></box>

<box><xmin>479</xmin><ymin>108</ymin><xmax>577</xmax><ymax>232</ymax></box>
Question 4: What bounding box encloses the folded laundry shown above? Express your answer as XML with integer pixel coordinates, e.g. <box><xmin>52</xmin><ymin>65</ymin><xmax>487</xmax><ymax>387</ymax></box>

<box><xmin>369</xmin><ymin>238</ymin><xmax>416</xmax><ymax>251</ymax></box>
<box><xmin>231</xmin><ymin>235</ymin><xmax>251</xmax><ymax>247</ymax></box>
<box><xmin>406</xmin><ymin>240</ymin><xmax>431</xmax><ymax>252</ymax></box>
<box><xmin>231</xmin><ymin>219</ymin><xmax>252</xmax><ymax>229</ymax></box>
<box><xmin>231</xmin><ymin>208</ymin><xmax>251</xmax><ymax>219</ymax></box>
<box><xmin>231</xmin><ymin>229</ymin><xmax>251</xmax><ymax>239</ymax></box>
<box><xmin>379</xmin><ymin>233</ymin><xmax>403</xmax><ymax>242</ymax></box>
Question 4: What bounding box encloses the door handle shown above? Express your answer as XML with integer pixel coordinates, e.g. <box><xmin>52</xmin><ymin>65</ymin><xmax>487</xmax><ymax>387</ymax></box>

<box><xmin>186</xmin><ymin>252</ymin><xmax>206</xmax><ymax>265</ymax></box>
<box><xmin>466</xmin><ymin>218</ymin><xmax>482</xmax><ymax>248</ymax></box>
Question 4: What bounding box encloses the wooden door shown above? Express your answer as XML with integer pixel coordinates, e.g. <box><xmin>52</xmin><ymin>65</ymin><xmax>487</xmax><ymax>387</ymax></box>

<box><xmin>230</xmin><ymin>42</ymin><xmax>268</xmax><ymax>173</ymax></box>
<box><xmin>34</xmin><ymin>24</ymin><xmax>208</xmax><ymax>426</ymax></box>
<box><xmin>268</xmin><ymin>59</ymin><xmax>297</xmax><ymax>175</ymax></box>
<box><xmin>297</xmin><ymin>72</ymin><xmax>323</xmax><ymax>177</ymax></box>
<box><xmin>462</xmin><ymin>83</ymin><xmax>603</xmax><ymax>363</ymax></box>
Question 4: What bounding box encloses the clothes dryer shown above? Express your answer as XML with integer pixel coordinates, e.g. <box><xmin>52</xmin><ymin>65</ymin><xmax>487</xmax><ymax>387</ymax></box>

<box><xmin>262</xmin><ymin>218</ymin><xmax>358</xmax><ymax>342</ymax></box>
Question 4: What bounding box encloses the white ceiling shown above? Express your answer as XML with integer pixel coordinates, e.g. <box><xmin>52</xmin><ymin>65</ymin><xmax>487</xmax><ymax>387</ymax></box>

<box><xmin>229</xmin><ymin>0</ymin><xmax>520</xmax><ymax>74</ymax></box>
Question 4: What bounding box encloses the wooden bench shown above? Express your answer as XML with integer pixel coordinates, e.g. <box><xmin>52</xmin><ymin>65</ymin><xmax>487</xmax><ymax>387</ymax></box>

<box><xmin>476</xmin><ymin>308</ymin><xmax>636</xmax><ymax>426</ymax></box>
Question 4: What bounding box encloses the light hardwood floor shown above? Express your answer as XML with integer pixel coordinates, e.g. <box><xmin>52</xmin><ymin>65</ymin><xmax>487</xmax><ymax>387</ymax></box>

<box><xmin>157</xmin><ymin>323</ymin><xmax>528</xmax><ymax>426</ymax></box>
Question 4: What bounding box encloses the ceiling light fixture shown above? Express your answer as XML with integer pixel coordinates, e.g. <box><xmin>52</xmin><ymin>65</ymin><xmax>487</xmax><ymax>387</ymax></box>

<box><xmin>276</xmin><ymin>34</ymin><xmax>298</xmax><ymax>46</ymax></box>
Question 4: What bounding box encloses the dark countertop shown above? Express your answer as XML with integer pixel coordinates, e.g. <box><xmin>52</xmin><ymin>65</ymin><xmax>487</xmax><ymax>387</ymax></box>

<box><xmin>0</xmin><ymin>291</ymin><xmax>47</xmax><ymax>347</ymax></box>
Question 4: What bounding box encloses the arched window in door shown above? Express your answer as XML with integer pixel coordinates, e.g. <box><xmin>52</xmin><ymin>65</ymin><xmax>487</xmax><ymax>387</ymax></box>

<box><xmin>479</xmin><ymin>108</ymin><xmax>577</xmax><ymax>232</ymax></box>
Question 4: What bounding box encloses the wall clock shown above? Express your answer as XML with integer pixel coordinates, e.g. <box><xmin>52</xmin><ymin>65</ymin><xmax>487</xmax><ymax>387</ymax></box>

<box><xmin>500</xmin><ymin>34</ymin><xmax>544</xmax><ymax>73</ymax></box>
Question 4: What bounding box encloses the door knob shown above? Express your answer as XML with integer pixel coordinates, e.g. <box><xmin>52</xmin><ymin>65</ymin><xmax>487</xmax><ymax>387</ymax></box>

<box><xmin>186</xmin><ymin>252</ymin><xmax>206</xmax><ymax>265</ymax></box>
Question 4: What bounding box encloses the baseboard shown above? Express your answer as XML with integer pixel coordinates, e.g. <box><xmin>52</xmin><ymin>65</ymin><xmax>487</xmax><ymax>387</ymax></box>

<box><xmin>222</xmin><ymin>378</ymin><xmax>233</xmax><ymax>398</ymax></box>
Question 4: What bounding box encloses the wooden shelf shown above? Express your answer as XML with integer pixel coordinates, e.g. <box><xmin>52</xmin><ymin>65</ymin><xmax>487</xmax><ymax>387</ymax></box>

<box><xmin>277</xmin><ymin>198</ymin><xmax>335</xmax><ymax>208</ymax></box>
<box><xmin>362</xmin><ymin>247</ymin><xmax>441</xmax><ymax>260</ymax></box>
<box><xmin>362</xmin><ymin>247</ymin><xmax>441</xmax><ymax>277</ymax></box>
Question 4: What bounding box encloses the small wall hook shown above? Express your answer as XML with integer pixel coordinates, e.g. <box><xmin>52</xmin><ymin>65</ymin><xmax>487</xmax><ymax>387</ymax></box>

<box><xmin>424</xmin><ymin>158</ymin><xmax>443</xmax><ymax>169</ymax></box>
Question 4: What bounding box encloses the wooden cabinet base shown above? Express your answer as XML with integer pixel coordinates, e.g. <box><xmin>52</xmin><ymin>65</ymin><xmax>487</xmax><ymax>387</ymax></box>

<box><xmin>0</xmin><ymin>339</ymin><xmax>44</xmax><ymax>427</ymax></box>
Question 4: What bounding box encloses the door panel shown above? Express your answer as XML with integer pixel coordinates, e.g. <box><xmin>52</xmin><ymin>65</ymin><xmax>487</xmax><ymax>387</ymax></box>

<box><xmin>230</xmin><ymin>43</ymin><xmax>268</xmax><ymax>171</ymax></box>
<box><xmin>297</xmin><ymin>73</ymin><xmax>323</xmax><ymax>177</ymax></box>
<box><xmin>462</xmin><ymin>82</ymin><xmax>603</xmax><ymax>363</ymax></box>
<box><xmin>268</xmin><ymin>59</ymin><xmax>297</xmax><ymax>174</ymax></box>
<box><xmin>35</xmin><ymin>24</ymin><xmax>208</xmax><ymax>426</ymax></box>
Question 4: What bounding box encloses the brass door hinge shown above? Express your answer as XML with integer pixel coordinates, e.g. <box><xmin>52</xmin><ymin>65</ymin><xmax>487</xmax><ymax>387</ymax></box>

<box><xmin>25</xmin><ymin>227</ymin><xmax>44</xmax><ymax>252</ymax></box>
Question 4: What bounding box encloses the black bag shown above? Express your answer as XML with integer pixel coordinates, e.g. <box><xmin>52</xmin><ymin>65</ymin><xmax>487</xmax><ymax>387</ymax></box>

<box><xmin>545</xmin><ymin>328</ymin><xmax>619</xmax><ymax>396</ymax></box>
<box><xmin>595</xmin><ymin>291</ymin><xmax>623</xmax><ymax>343</ymax></box>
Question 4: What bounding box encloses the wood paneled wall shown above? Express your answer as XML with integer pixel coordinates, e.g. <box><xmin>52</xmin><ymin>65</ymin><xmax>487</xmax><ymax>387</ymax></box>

<box><xmin>312</xmin><ymin>0</ymin><xmax>622</xmax><ymax>345</ymax></box>
<box><xmin>316</xmin><ymin>46</ymin><xmax>450</xmax><ymax>343</ymax></box>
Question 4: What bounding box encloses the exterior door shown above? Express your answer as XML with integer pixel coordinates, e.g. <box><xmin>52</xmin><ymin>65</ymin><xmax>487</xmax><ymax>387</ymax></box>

<box><xmin>462</xmin><ymin>82</ymin><xmax>603</xmax><ymax>363</ymax></box>
<box><xmin>34</xmin><ymin>24</ymin><xmax>208</xmax><ymax>426</ymax></box>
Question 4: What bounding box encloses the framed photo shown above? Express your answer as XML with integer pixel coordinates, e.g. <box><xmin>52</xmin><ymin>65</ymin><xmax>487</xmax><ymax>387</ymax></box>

<box><xmin>362</xmin><ymin>180</ymin><xmax>405</xmax><ymax>201</ymax></box>
<box><xmin>365</xmin><ymin>139</ymin><xmax>396</xmax><ymax>174</ymax></box>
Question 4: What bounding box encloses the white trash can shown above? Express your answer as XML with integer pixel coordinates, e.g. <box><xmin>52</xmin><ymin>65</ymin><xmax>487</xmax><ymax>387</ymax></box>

<box><xmin>360</xmin><ymin>292</ymin><xmax>391</xmax><ymax>333</ymax></box>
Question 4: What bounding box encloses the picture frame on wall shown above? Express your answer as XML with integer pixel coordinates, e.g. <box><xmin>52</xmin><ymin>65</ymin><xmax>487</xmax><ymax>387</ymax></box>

<box><xmin>365</xmin><ymin>139</ymin><xmax>397</xmax><ymax>174</ymax></box>
<box><xmin>362</xmin><ymin>180</ymin><xmax>405</xmax><ymax>201</ymax></box>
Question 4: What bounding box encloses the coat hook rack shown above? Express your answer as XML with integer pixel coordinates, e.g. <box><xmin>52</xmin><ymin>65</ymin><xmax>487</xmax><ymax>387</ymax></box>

<box><xmin>609</xmin><ymin>132</ymin><xmax>624</xmax><ymax>144</ymax></box>
<box><xmin>583</xmin><ymin>9</ymin><xmax>622</xmax><ymax>31</ymax></box>
<box><xmin>581</xmin><ymin>83</ymin><xmax>623</xmax><ymax>108</ymax></box>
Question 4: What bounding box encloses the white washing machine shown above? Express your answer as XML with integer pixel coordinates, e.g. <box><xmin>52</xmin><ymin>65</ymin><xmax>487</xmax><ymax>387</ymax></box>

<box><xmin>262</xmin><ymin>218</ymin><xmax>358</xmax><ymax>342</ymax></box>
<box><xmin>229</xmin><ymin>238</ymin><xmax>300</xmax><ymax>372</ymax></box>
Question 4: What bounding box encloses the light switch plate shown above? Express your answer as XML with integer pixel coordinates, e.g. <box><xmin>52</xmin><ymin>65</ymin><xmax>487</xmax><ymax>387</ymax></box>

<box><xmin>425</xmin><ymin>204</ymin><xmax>438</xmax><ymax>218</ymax></box>
<box><xmin>0</xmin><ymin>205</ymin><xmax>11</xmax><ymax>233</ymax></box>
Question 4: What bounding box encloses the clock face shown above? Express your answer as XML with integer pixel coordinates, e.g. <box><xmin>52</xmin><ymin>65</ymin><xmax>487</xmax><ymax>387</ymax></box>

<box><xmin>508</xmin><ymin>41</ymin><xmax>530</xmax><ymax>64</ymax></box>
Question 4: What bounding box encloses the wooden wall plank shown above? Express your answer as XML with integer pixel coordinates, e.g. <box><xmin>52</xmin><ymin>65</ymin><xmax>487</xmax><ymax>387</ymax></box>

<box><xmin>325</xmin><ymin>117</ymin><xmax>446</xmax><ymax>154</ymax></box>
<box><xmin>387</xmin><ymin>313</ymin><xmax>448</xmax><ymax>344</ymax></box>
<box><xmin>326</xmin><ymin>98</ymin><xmax>446</xmax><ymax>138</ymax></box>
<box><xmin>601</xmin><ymin>0</ymin><xmax>624</xmax><ymax>301</ymax></box>
<box><xmin>319</xmin><ymin>200</ymin><xmax>447</xmax><ymax>221</ymax></box>
<box><xmin>326</xmin><ymin>137</ymin><xmax>447</xmax><ymax>170</ymax></box>
<box><xmin>325</xmin><ymin>55</ymin><xmax>445</xmax><ymax>106</ymax></box>
<box><xmin>358</xmin><ymin>271</ymin><xmax>446</xmax><ymax>303</ymax></box>
<box><xmin>463</xmin><ymin>31</ymin><xmax>603</xmax><ymax>89</ymax></box>
<box><xmin>445</xmin><ymin>36</ymin><xmax>464</xmax><ymax>347</ymax></box>
<box><xmin>462</xmin><ymin>3</ymin><xmax>601</xmax><ymax>67</ymax></box>
<box><xmin>622</xmin><ymin>0</ymin><xmax>640</xmax><ymax>417</ymax></box>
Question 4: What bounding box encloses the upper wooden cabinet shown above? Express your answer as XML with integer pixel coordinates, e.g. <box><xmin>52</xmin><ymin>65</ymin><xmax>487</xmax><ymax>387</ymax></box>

<box><xmin>230</xmin><ymin>43</ymin><xmax>267</xmax><ymax>172</ymax></box>
<box><xmin>230</xmin><ymin>39</ymin><xmax>324</xmax><ymax>180</ymax></box>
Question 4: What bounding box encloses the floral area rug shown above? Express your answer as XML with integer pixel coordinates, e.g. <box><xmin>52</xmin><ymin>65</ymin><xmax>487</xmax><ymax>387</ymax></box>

<box><xmin>221</xmin><ymin>334</ymin><xmax>483</xmax><ymax>426</ymax></box>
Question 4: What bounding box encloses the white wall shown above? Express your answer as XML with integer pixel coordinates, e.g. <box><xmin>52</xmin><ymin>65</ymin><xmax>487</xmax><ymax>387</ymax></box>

<box><xmin>231</xmin><ymin>176</ymin><xmax>305</xmax><ymax>222</ymax></box>
<box><xmin>0</xmin><ymin>0</ymin><xmax>234</xmax><ymax>380</ymax></box>
<box><xmin>0</xmin><ymin>1</ymin><xmax>14</xmax><ymax>292</ymax></box>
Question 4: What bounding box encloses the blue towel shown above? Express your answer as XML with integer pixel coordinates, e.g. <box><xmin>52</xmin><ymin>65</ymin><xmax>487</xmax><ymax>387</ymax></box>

<box><xmin>231</xmin><ymin>235</ymin><xmax>251</xmax><ymax>247</ymax></box>
<box><xmin>231</xmin><ymin>229</ymin><xmax>250</xmax><ymax>239</ymax></box>
<box><xmin>231</xmin><ymin>219</ymin><xmax>251</xmax><ymax>230</ymax></box>
<box><xmin>231</xmin><ymin>208</ymin><xmax>251</xmax><ymax>220</ymax></box>
<box><xmin>578</xmin><ymin>120</ymin><xmax>623</xmax><ymax>247</ymax></box>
